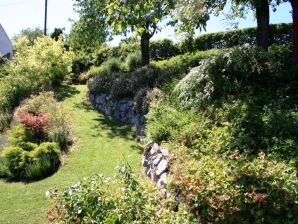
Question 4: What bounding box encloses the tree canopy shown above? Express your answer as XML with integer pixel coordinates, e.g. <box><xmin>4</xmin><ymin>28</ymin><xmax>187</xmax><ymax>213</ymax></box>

<box><xmin>74</xmin><ymin>0</ymin><xmax>175</xmax><ymax>64</ymax></box>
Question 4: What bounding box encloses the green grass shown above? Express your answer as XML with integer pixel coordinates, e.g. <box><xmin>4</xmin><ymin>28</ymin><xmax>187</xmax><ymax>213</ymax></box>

<box><xmin>0</xmin><ymin>85</ymin><xmax>142</xmax><ymax>224</ymax></box>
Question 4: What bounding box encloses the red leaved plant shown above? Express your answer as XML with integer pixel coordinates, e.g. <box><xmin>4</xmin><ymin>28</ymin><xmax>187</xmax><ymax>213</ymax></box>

<box><xmin>17</xmin><ymin>112</ymin><xmax>48</xmax><ymax>135</ymax></box>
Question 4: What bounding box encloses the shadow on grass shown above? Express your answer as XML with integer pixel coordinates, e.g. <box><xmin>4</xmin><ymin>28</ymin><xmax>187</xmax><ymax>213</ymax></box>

<box><xmin>92</xmin><ymin>116</ymin><xmax>135</xmax><ymax>141</ymax></box>
<box><xmin>55</xmin><ymin>85</ymin><xmax>80</xmax><ymax>101</ymax></box>
<box><xmin>73</xmin><ymin>100</ymin><xmax>94</xmax><ymax>112</ymax></box>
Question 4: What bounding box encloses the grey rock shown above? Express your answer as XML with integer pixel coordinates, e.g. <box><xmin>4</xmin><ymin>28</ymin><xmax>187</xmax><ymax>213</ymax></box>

<box><xmin>156</xmin><ymin>159</ymin><xmax>168</xmax><ymax>176</ymax></box>
<box><xmin>142</xmin><ymin>156</ymin><xmax>148</xmax><ymax>167</ymax></box>
<box><xmin>146</xmin><ymin>168</ymin><xmax>152</xmax><ymax>178</ymax></box>
<box><xmin>160</xmin><ymin>147</ymin><xmax>169</xmax><ymax>157</ymax></box>
<box><xmin>157</xmin><ymin>173</ymin><xmax>167</xmax><ymax>188</ymax></box>
<box><xmin>153</xmin><ymin>154</ymin><xmax>162</xmax><ymax>166</ymax></box>
<box><xmin>150</xmin><ymin>143</ymin><xmax>159</xmax><ymax>155</ymax></box>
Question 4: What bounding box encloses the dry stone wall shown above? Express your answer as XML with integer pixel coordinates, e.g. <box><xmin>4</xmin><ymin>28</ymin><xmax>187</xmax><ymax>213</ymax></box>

<box><xmin>89</xmin><ymin>93</ymin><xmax>145</xmax><ymax>136</ymax></box>
<box><xmin>142</xmin><ymin>142</ymin><xmax>170</xmax><ymax>197</ymax></box>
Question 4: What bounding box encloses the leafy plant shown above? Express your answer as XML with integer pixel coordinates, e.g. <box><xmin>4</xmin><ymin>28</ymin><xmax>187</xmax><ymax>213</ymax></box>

<box><xmin>49</xmin><ymin>165</ymin><xmax>196</xmax><ymax>223</ymax></box>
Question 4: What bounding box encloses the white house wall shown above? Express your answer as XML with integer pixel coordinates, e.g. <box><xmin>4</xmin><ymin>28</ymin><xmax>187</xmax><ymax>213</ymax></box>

<box><xmin>0</xmin><ymin>24</ymin><xmax>13</xmax><ymax>57</ymax></box>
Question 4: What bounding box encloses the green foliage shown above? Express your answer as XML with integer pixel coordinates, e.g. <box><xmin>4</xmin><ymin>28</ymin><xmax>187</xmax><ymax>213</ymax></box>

<box><xmin>175</xmin><ymin>45</ymin><xmax>274</xmax><ymax>109</ymax></box>
<box><xmin>88</xmin><ymin>64</ymin><xmax>168</xmax><ymax>99</ymax></box>
<box><xmin>0</xmin><ymin>112</ymin><xmax>12</xmax><ymax>131</ymax></box>
<box><xmin>170</xmin><ymin>150</ymin><xmax>298</xmax><ymax>223</ymax></box>
<box><xmin>133</xmin><ymin>88</ymin><xmax>165</xmax><ymax>115</ymax></box>
<box><xmin>50</xmin><ymin>165</ymin><xmax>196</xmax><ymax>223</ymax></box>
<box><xmin>1</xmin><ymin>146</ymin><xmax>25</xmax><ymax>179</ymax></box>
<box><xmin>150</xmin><ymin>39</ymin><xmax>180</xmax><ymax>60</ymax></box>
<box><xmin>13</xmin><ymin>27</ymin><xmax>44</xmax><ymax>46</ymax></box>
<box><xmin>68</xmin><ymin>17</ymin><xmax>108</xmax><ymax>52</ymax></box>
<box><xmin>0</xmin><ymin>141</ymin><xmax>61</xmax><ymax>180</ymax></box>
<box><xmin>146</xmin><ymin>103</ymin><xmax>201</xmax><ymax>144</ymax></box>
<box><xmin>15</xmin><ymin>92</ymin><xmax>72</xmax><ymax>149</ymax></box>
<box><xmin>51</xmin><ymin>28</ymin><xmax>64</xmax><ymax>41</ymax></box>
<box><xmin>126</xmin><ymin>51</ymin><xmax>142</xmax><ymax>71</ymax></box>
<box><xmin>70</xmin><ymin>53</ymin><xmax>92</xmax><ymax>84</ymax></box>
<box><xmin>24</xmin><ymin>142</ymin><xmax>60</xmax><ymax>180</ymax></box>
<box><xmin>191</xmin><ymin>23</ymin><xmax>292</xmax><ymax>51</ymax></box>
<box><xmin>103</xmin><ymin>57</ymin><xmax>123</xmax><ymax>74</ymax></box>
<box><xmin>87</xmin><ymin>49</ymin><xmax>219</xmax><ymax>100</ymax></box>
<box><xmin>0</xmin><ymin>36</ymin><xmax>72</xmax><ymax>128</ymax></box>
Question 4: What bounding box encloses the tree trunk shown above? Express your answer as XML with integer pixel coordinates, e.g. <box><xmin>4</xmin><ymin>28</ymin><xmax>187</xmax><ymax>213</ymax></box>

<box><xmin>291</xmin><ymin>0</ymin><xmax>298</xmax><ymax>59</ymax></box>
<box><xmin>141</xmin><ymin>34</ymin><xmax>150</xmax><ymax>66</ymax></box>
<box><xmin>255</xmin><ymin>0</ymin><xmax>270</xmax><ymax>51</ymax></box>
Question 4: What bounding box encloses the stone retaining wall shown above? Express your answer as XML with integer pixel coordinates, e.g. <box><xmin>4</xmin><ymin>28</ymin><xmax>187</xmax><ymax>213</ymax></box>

<box><xmin>142</xmin><ymin>142</ymin><xmax>169</xmax><ymax>197</ymax></box>
<box><xmin>89</xmin><ymin>93</ymin><xmax>145</xmax><ymax>136</ymax></box>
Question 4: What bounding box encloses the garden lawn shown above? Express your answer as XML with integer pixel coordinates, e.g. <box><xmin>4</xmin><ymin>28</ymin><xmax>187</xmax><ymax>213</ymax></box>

<box><xmin>0</xmin><ymin>85</ymin><xmax>142</xmax><ymax>224</ymax></box>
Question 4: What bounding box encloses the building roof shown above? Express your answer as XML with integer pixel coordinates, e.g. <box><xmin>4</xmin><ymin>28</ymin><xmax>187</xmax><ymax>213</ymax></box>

<box><xmin>0</xmin><ymin>24</ymin><xmax>13</xmax><ymax>57</ymax></box>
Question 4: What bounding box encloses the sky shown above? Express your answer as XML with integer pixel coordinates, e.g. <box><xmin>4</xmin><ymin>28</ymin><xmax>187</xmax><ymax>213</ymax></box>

<box><xmin>0</xmin><ymin>0</ymin><xmax>293</xmax><ymax>46</ymax></box>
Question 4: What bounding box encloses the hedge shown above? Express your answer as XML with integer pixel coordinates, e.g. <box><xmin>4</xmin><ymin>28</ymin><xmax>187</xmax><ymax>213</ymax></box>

<box><xmin>189</xmin><ymin>23</ymin><xmax>292</xmax><ymax>52</ymax></box>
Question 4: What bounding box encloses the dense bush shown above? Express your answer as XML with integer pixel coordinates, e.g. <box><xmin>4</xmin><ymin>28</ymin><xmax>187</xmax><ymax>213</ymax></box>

<box><xmin>126</xmin><ymin>51</ymin><xmax>142</xmax><ymax>71</ymax></box>
<box><xmin>24</xmin><ymin>142</ymin><xmax>60</xmax><ymax>180</ymax></box>
<box><xmin>170</xmin><ymin>150</ymin><xmax>298</xmax><ymax>223</ymax></box>
<box><xmin>88</xmin><ymin>65</ymin><xmax>164</xmax><ymax>99</ymax></box>
<box><xmin>145</xmin><ymin>43</ymin><xmax>298</xmax><ymax>222</ymax></box>
<box><xmin>15</xmin><ymin>92</ymin><xmax>72</xmax><ymax>148</ymax></box>
<box><xmin>175</xmin><ymin>45</ymin><xmax>274</xmax><ymax>109</ymax></box>
<box><xmin>70</xmin><ymin>53</ymin><xmax>92</xmax><ymax>84</ymax></box>
<box><xmin>1</xmin><ymin>141</ymin><xmax>60</xmax><ymax>180</ymax></box>
<box><xmin>0</xmin><ymin>92</ymin><xmax>71</xmax><ymax>181</ymax></box>
<box><xmin>146</xmin><ymin>103</ymin><xmax>201</xmax><ymax>144</ymax></box>
<box><xmin>0</xmin><ymin>36</ymin><xmax>72</xmax><ymax>130</ymax></box>
<box><xmin>49</xmin><ymin>165</ymin><xmax>196</xmax><ymax>224</ymax></box>
<box><xmin>133</xmin><ymin>88</ymin><xmax>165</xmax><ymax>115</ymax></box>
<box><xmin>150</xmin><ymin>39</ymin><xmax>180</xmax><ymax>60</ymax></box>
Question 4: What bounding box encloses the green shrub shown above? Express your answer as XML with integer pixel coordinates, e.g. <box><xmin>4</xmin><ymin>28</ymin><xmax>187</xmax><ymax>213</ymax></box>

<box><xmin>126</xmin><ymin>51</ymin><xmax>142</xmax><ymax>71</ymax></box>
<box><xmin>15</xmin><ymin>92</ymin><xmax>72</xmax><ymax>149</ymax></box>
<box><xmin>0</xmin><ymin>112</ymin><xmax>12</xmax><ymax>131</ymax></box>
<box><xmin>150</xmin><ymin>39</ymin><xmax>180</xmax><ymax>60</ymax></box>
<box><xmin>87</xmin><ymin>48</ymin><xmax>219</xmax><ymax>100</ymax></box>
<box><xmin>146</xmin><ymin>103</ymin><xmax>202</xmax><ymax>144</ymax></box>
<box><xmin>50</xmin><ymin>165</ymin><xmax>196</xmax><ymax>224</ymax></box>
<box><xmin>103</xmin><ymin>57</ymin><xmax>123</xmax><ymax>74</ymax></box>
<box><xmin>175</xmin><ymin>45</ymin><xmax>273</xmax><ymax>109</ymax></box>
<box><xmin>85</xmin><ymin>66</ymin><xmax>104</xmax><ymax>80</ymax></box>
<box><xmin>193</xmin><ymin>23</ymin><xmax>292</xmax><ymax>51</ymax></box>
<box><xmin>170</xmin><ymin>151</ymin><xmax>298</xmax><ymax>223</ymax></box>
<box><xmin>133</xmin><ymin>88</ymin><xmax>165</xmax><ymax>115</ymax></box>
<box><xmin>0</xmin><ymin>36</ymin><xmax>72</xmax><ymax>129</ymax></box>
<box><xmin>24</xmin><ymin>142</ymin><xmax>60</xmax><ymax>180</ymax></box>
<box><xmin>0</xmin><ymin>141</ymin><xmax>61</xmax><ymax>180</ymax></box>
<box><xmin>8</xmin><ymin>125</ymin><xmax>34</xmax><ymax>148</ymax></box>
<box><xmin>71</xmin><ymin>53</ymin><xmax>91</xmax><ymax>83</ymax></box>
<box><xmin>1</xmin><ymin>146</ymin><xmax>25</xmax><ymax>179</ymax></box>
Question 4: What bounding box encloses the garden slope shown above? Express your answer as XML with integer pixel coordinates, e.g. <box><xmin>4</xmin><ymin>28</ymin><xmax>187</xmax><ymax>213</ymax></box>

<box><xmin>0</xmin><ymin>85</ymin><xmax>142</xmax><ymax>224</ymax></box>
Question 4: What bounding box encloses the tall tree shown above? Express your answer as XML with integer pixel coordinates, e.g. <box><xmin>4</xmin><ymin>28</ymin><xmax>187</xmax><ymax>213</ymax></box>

<box><xmin>290</xmin><ymin>0</ymin><xmax>298</xmax><ymax>59</ymax></box>
<box><xmin>74</xmin><ymin>0</ymin><xmax>175</xmax><ymax>65</ymax></box>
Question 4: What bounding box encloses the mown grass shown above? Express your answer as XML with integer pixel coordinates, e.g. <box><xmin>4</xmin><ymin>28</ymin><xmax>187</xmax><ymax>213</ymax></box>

<box><xmin>0</xmin><ymin>85</ymin><xmax>142</xmax><ymax>224</ymax></box>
